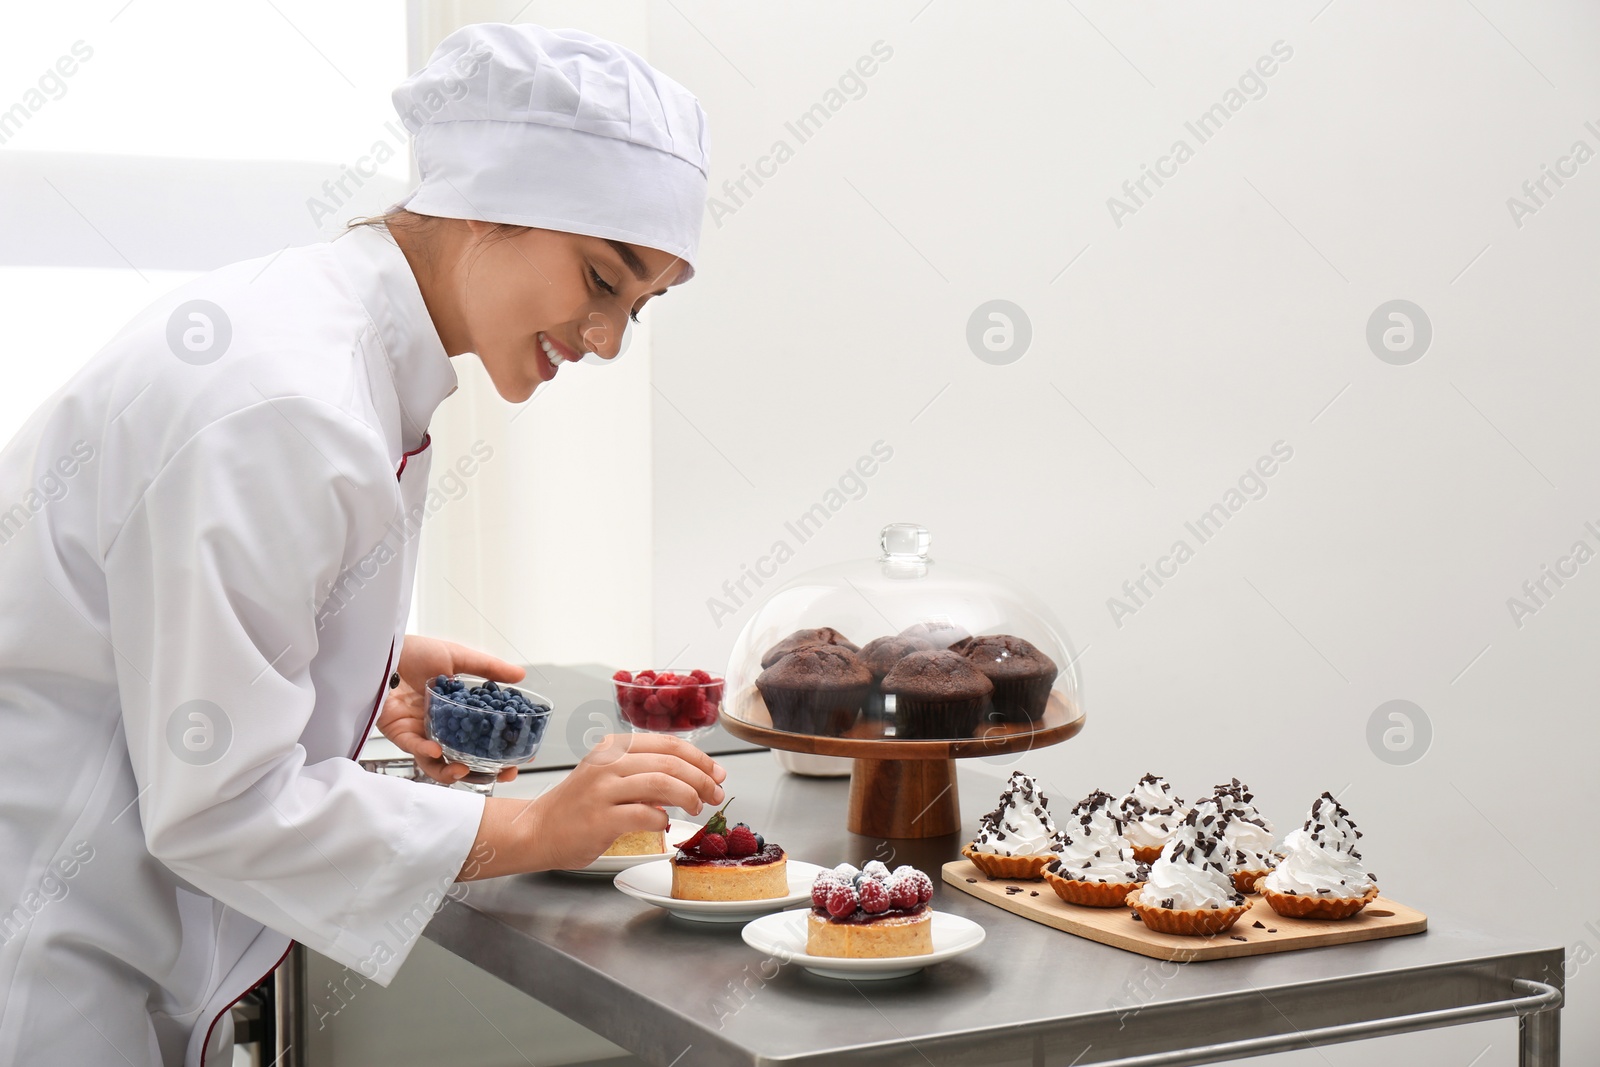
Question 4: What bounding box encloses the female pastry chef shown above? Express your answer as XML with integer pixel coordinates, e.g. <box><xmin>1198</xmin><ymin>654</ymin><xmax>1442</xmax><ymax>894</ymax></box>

<box><xmin>0</xmin><ymin>23</ymin><xmax>723</xmax><ymax>1067</ymax></box>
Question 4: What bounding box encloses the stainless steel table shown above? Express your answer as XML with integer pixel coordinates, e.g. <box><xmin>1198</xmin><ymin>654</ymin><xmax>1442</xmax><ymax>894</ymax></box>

<box><xmin>423</xmin><ymin>752</ymin><xmax>1564</xmax><ymax>1067</ymax></box>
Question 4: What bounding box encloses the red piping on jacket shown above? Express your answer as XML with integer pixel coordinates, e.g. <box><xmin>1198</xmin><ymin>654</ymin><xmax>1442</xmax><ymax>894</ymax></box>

<box><xmin>395</xmin><ymin>433</ymin><xmax>430</xmax><ymax>481</ymax></box>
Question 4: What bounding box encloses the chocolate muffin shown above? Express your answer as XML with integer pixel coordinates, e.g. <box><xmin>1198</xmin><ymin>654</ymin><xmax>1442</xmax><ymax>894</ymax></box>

<box><xmin>882</xmin><ymin>650</ymin><xmax>993</xmax><ymax>739</ymax></box>
<box><xmin>759</xmin><ymin>627</ymin><xmax>860</xmax><ymax>669</ymax></box>
<box><xmin>955</xmin><ymin>634</ymin><xmax>1058</xmax><ymax>722</ymax></box>
<box><xmin>897</xmin><ymin>618</ymin><xmax>971</xmax><ymax>650</ymax></box>
<box><xmin>755</xmin><ymin>645</ymin><xmax>871</xmax><ymax>736</ymax></box>
<box><xmin>858</xmin><ymin>635</ymin><xmax>936</xmax><ymax>718</ymax></box>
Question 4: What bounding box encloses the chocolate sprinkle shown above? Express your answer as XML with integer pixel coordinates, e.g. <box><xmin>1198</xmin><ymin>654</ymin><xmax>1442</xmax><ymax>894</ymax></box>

<box><xmin>1252</xmin><ymin>920</ymin><xmax>1265</xmax><ymax>929</ymax></box>
<box><xmin>1131</xmin><ymin>912</ymin><xmax>1142</xmax><ymax>921</ymax></box>
<box><xmin>1229</xmin><ymin>935</ymin><xmax>1247</xmax><ymax>942</ymax></box>
<box><xmin>966</xmin><ymin>878</ymin><xmax>977</xmax><ymax>883</ymax></box>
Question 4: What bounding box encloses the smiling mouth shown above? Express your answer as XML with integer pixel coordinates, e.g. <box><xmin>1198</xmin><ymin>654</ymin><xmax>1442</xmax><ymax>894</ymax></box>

<box><xmin>538</xmin><ymin>331</ymin><xmax>581</xmax><ymax>368</ymax></box>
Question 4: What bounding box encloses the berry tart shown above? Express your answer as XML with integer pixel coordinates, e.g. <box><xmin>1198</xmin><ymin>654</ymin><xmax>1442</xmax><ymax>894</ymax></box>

<box><xmin>669</xmin><ymin>800</ymin><xmax>788</xmax><ymax>901</ymax></box>
<box><xmin>603</xmin><ymin>808</ymin><xmax>667</xmax><ymax>857</ymax></box>
<box><xmin>807</xmin><ymin>861</ymin><xmax>934</xmax><ymax>958</ymax></box>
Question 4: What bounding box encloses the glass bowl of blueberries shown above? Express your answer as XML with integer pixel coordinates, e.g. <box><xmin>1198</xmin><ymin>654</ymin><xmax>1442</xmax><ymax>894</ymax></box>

<box><xmin>426</xmin><ymin>674</ymin><xmax>553</xmax><ymax>792</ymax></box>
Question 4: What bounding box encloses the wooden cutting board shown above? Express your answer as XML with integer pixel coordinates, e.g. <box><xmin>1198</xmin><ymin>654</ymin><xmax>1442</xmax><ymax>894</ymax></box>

<box><xmin>941</xmin><ymin>859</ymin><xmax>1426</xmax><ymax>962</ymax></box>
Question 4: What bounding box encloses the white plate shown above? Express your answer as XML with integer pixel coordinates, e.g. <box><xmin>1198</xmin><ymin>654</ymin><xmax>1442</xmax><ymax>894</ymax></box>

<box><xmin>613</xmin><ymin>858</ymin><xmax>826</xmax><ymax>923</ymax></box>
<box><xmin>740</xmin><ymin>909</ymin><xmax>985</xmax><ymax>980</ymax></box>
<box><xmin>556</xmin><ymin>820</ymin><xmax>704</xmax><ymax>875</ymax></box>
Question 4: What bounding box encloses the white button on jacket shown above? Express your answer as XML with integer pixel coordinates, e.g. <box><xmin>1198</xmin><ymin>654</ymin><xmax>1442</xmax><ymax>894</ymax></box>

<box><xmin>0</xmin><ymin>224</ymin><xmax>487</xmax><ymax>1066</ymax></box>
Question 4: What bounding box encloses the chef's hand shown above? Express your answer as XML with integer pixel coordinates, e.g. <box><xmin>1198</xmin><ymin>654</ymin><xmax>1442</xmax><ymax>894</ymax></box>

<box><xmin>378</xmin><ymin>634</ymin><xmax>526</xmax><ymax>784</ymax></box>
<box><xmin>459</xmin><ymin>733</ymin><xmax>728</xmax><ymax>877</ymax></box>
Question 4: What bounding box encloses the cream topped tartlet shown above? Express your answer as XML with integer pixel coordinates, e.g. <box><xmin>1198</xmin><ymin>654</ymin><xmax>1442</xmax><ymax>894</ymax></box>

<box><xmin>1259</xmin><ymin>792</ymin><xmax>1378</xmax><ymax>919</ymax></box>
<box><xmin>1211</xmin><ymin>778</ymin><xmax>1278</xmax><ymax>893</ymax></box>
<box><xmin>1117</xmin><ymin>773</ymin><xmax>1188</xmax><ymax>862</ymax></box>
<box><xmin>962</xmin><ymin>771</ymin><xmax>1059</xmax><ymax>879</ymax></box>
<box><xmin>1042</xmin><ymin>790</ymin><xmax>1149</xmax><ymax>907</ymax></box>
<box><xmin>1126</xmin><ymin>797</ymin><xmax>1250</xmax><ymax>935</ymax></box>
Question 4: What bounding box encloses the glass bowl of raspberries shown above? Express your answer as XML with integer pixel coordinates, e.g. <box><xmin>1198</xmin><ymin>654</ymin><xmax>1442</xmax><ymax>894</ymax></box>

<box><xmin>612</xmin><ymin>669</ymin><xmax>724</xmax><ymax>741</ymax></box>
<box><xmin>426</xmin><ymin>674</ymin><xmax>553</xmax><ymax>792</ymax></box>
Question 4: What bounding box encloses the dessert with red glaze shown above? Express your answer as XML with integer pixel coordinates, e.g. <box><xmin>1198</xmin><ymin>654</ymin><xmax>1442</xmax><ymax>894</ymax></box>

<box><xmin>613</xmin><ymin>669</ymin><xmax>722</xmax><ymax>734</ymax></box>
<box><xmin>807</xmin><ymin>861</ymin><xmax>934</xmax><ymax>958</ymax></box>
<box><xmin>669</xmin><ymin>800</ymin><xmax>788</xmax><ymax>901</ymax></box>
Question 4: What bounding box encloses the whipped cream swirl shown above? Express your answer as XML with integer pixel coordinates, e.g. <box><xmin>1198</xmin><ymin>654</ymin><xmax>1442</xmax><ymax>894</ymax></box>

<box><xmin>971</xmin><ymin>771</ymin><xmax>1058</xmax><ymax>856</ymax></box>
<box><xmin>1263</xmin><ymin>792</ymin><xmax>1375</xmax><ymax>900</ymax></box>
<box><xmin>1118</xmin><ymin>773</ymin><xmax>1187</xmax><ymax>851</ymax></box>
<box><xmin>1048</xmin><ymin>790</ymin><xmax>1144</xmax><ymax>883</ymax></box>
<box><xmin>1141</xmin><ymin>797</ymin><xmax>1244</xmax><ymax>910</ymax></box>
<box><xmin>1212</xmin><ymin>779</ymin><xmax>1278</xmax><ymax>874</ymax></box>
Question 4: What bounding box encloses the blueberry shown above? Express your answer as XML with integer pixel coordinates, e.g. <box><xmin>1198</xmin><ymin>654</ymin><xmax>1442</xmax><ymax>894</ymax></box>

<box><xmin>483</xmin><ymin>680</ymin><xmax>498</xmax><ymax>693</ymax></box>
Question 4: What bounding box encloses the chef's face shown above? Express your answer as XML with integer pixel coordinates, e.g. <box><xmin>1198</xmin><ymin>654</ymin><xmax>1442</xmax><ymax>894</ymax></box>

<box><xmin>457</xmin><ymin>222</ymin><xmax>686</xmax><ymax>402</ymax></box>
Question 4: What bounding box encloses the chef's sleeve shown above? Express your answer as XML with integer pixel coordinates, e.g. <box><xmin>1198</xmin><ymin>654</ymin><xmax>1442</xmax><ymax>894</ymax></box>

<box><xmin>102</xmin><ymin>396</ymin><xmax>486</xmax><ymax>986</ymax></box>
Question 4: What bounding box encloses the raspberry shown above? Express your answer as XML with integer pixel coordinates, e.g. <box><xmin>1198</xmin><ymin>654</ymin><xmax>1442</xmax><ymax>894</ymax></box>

<box><xmin>811</xmin><ymin>874</ymin><xmax>840</xmax><ymax>909</ymax></box>
<box><xmin>862</xmin><ymin>860</ymin><xmax>890</xmax><ymax>882</ymax></box>
<box><xmin>699</xmin><ymin>832</ymin><xmax>727</xmax><ymax>857</ymax></box>
<box><xmin>826</xmin><ymin>882</ymin><xmax>859</xmax><ymax>918</ymax></box>
<box><xmin>910</xmin><ymin>870</ymin><xmax>934</xmax><ymax>904</ymax></box>
<box><xmin>887</xmin><ymin>876</ymin><xmax>919</xmax><ymax>909</ymax></box>
<box><xmin>636</xmin><ymin>670</ymin><xmax>657</xmax><ymax>683</ymax></box>
<box><xmin>612</xmin><ymin>670</ymin><xmax>633</xmax><ymax>683</ymax></box>
<box><xmin>726</xmin><ymin>826</ymin><xmax>758</xmax><ymax>857</ymax></box>
<box><xmin>689</xmin><ymin>668</ymin><xmax>712</xmax><ymax>684</ymax></box>
<box><xmin>859</xmin><ymin>879</ymin><xmax>891</xmax><ymax>914</ymax></box>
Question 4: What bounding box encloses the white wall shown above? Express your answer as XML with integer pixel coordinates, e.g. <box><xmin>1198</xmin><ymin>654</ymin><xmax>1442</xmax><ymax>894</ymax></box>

<box><xmin>414</xmin><ymin>0</ymin><xmax>658</xmax><ymax>671</ymax></box>
<box><xmin>641</xmin><ymin>2</ymin><xmax>1598</xmax><ymax>1065</ymax></box>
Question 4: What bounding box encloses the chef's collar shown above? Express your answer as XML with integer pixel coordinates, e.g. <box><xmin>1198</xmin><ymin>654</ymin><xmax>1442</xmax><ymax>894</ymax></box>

<box><xmin>331</xmin><ymin>223</ymin><xmax>457</xmax><ymax>451</ymax></box>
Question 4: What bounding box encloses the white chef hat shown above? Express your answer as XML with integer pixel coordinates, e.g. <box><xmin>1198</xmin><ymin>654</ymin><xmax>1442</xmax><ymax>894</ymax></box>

<box><xmin>392</xmin><ymin>23</ymin><xmax>710</xmax><ymax>284</ymax></box>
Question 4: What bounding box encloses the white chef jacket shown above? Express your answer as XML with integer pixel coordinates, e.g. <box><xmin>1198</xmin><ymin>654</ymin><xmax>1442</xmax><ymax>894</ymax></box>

<box><xmin>0</xmin><ymin>223</ymin><xmax>488</xmax><ymax>1066</ymax></box>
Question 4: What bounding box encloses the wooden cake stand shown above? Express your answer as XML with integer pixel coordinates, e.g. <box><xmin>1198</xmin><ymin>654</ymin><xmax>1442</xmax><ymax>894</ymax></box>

<box><xmin>718</xmin><ymin>685</ymin><xmax>1084</xmax><ymax>839</ymax></box>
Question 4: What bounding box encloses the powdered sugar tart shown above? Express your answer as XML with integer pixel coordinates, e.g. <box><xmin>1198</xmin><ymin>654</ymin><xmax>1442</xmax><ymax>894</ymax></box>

<box><xmin>1258</xmin><ymin>792</ymin><xmax>1379</xmax><ymax>919</ymax></box>
<box><xmin>806</xmin><ymin>861</ymin><xmax>935</xmax><ymax>958</ymax></box>
<box><xmin>962</xmin><ymin>771</ymin><xmax>1059</xmax><ymax>879</ymax></box>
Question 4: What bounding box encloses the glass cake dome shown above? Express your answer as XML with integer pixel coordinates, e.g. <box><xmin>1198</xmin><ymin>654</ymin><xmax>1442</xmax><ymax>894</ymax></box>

<box><xmin>723</xmin><ymin>523</ymin><xmax>1083</xmax><ymax>743</ymax></box>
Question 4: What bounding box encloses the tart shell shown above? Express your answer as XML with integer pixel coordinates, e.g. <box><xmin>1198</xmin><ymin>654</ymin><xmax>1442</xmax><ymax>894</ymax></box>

<box><xmin>961</xmin><ymin>843</ymin><xmax>1052</xmax><ymax>880</ymax></box>
<box><xmin>1041</xmin><ymin>866</ymin><xmax>1142</xmax><ymax>907</ymax></box>
<box><xmin>1126</xmin><ymin>889</ymin><xmax>1250</xmax><ymax>936</ymax></box>
<box><xmin>1257</xmin><ymin>881</ymin><xmax>1380</xmax><ymax>919</ymax></box>
<box><xmin>1129</xmin><ymin>844</ymin><xmax>1164</xmax><ymax>864</ymax></box>
<box><xmin>1232</xmin><ymin>868</ymin><xmax>1272</xmax><ymax>895</ymax></box>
